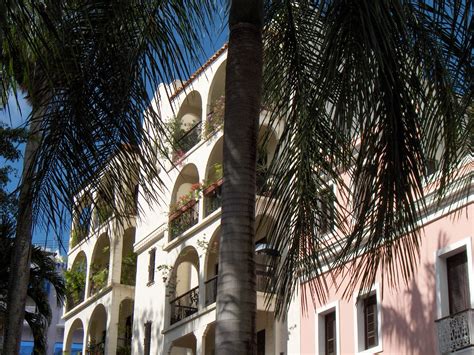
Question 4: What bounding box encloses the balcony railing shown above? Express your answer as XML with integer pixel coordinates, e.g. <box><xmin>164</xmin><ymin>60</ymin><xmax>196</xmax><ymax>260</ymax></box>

<box><xmin>204</xmin><ymin>179</ymin><xmax>223</xmax><ymax>217</ymax></box>
<box><xmin>436</xmin><ymin>308</ymin><xmax>474</xmax><ymax>354</ymax></box>
<box><xmin>177</xmin><ymin>121</ymin><xmax>202</xmax><ymax>154</ymax></box>
<box><xmin>87</xmin><ymin>340</ymin><xmax>105</xmax><ymax>355</ymax></box>
<box><xmin>169</xmin><ymin>200</ymin><xmax>199</xmax><ymax>240</ymax></box>
<box><xmin>205</xmin><ymin>275</ymin><xmax>218</xmax><ymax>306</ymax></box>
<box><xmin>170</xmin><ymin>286</ymin><xmax>199</xmax><ymax>325</ymax></box>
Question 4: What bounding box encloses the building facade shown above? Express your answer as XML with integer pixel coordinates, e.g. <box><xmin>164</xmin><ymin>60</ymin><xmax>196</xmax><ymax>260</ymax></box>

<box><xmin>63</xmin><ymin>45</ymin><xmax>473</xmax><ymax>355</ymax></box>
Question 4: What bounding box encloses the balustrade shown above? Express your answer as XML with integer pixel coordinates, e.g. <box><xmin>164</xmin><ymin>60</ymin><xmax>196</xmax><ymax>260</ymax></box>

<box><xmin>436</xmin><ymin>308</ymin><xmax>474</xmax><ymax>354</ymax></box>
<box><xmin>170</xmin><ymin>286</ymin><xmax>199</xmax><ymax>325</ymax></box>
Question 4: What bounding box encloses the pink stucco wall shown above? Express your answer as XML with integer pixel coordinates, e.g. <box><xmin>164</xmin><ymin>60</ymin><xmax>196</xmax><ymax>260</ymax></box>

<box><xmin>300</xmin><ymin>202</ymin><xmax>473</xmax><ymax>354</ymax></box>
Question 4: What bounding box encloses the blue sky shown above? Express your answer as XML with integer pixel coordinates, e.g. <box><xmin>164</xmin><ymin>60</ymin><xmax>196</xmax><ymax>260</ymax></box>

<box><xmin>0</xmin><ymin>24</ymin><xmax>228</xmax><ymax>255</ymax></box>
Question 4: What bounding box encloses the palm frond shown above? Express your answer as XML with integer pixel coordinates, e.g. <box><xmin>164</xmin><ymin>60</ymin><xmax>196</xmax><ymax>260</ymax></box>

<box><xmin>262</xmin><ymin>0</ymin><xmax>472</xmax><ymax>314</ymax></box>
<box><xmin>1</xmin><ymin>0</ymin><xmax>218</xmax><ymax>239</ymax></box>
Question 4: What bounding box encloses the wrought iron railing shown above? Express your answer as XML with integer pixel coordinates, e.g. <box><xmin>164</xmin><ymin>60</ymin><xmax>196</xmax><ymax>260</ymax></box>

<box><xmin>205</xmin><ymin>275</ymin><xmax>218</xmax><ymax>306</ymax></box>
<box><xmin>177</xmin><ymin>121</ymin><xmax>202</xmax><ymax>153</ymax></box>
<box><xmin>169</xmin><ymin>200</ymin><xmax>199</xmax><ymax>240</ymax></box>
<box><xmin>204</xmin><ymin>179</ymin><xmax>223</xmax><ymax>217</ymax></box>
<box><xmin>436</xmin><ymin>308</ymin><xmax>474</xmax><ymax>354</ymax></box>
<box><xmin>87</xmin><ymin>340</ymin><xmax>105</xmax><ymax>355</ymax></box>
<box><xmin>170</xmin><ymin>285</ymin><xmax>199</xmax><ymax>325</ymax></box>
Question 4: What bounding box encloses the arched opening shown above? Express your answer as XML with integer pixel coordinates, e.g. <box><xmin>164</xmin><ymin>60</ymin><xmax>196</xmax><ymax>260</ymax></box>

<box><xmin>120</xmin><ymin>227</ymin><xmax>137</xmax><ymax>286</ymax></box>
<box><xmin>87</xmin><ymin>304</ymin><xmax>107</xmax><ymax>354</ymax></box>
<box><xmin>92</xmin><ymin>174</ymin><xmax>114</xmax><ymax>230</ymax></box>
<box><xmin>64</xmin><ymin>318</ymin><xmax>84</xmax><ymax>355</ymax></box>
<box><xmin>117</xmin><ymin>299</ymin><xmax>134</xmax><ymax>354</ymax></box>
<box><xmin>89</xmin><ymin>234</ymin><xmax>110</xmax><ymax>296</ymax></box>
<box><xmin>204</xmin><ymin>228</ymin><xmax>220</xmax><ymax>306</ymax></box>
<box><xmin>257</xmin><ymin>125</ymin><xmax>278</xmax><ymax>195</ymax></box>
<box><xmin>169</xmin><ymin>164</ymin><xmax>200</xmax><ymax>240</ymax></box>
<box><xmin>204</xmin><ymin>61</ymin><xmax>226</xmax><ymax>138</ymax></box>
<box><xmin>255</xmin><ymin>215</ymin><xmax>278</xmax><ymax>293</ymax></box>
<box><xmin>203</xmin><ymin>137</ymin><xmax>223</xmax><ymax>217</ymax></box>
<box><xmin>170</xmin><ymin>91</ymin><xmax>203</xmax><ymax>158</ymax></box>
<box><xmin>65</xmin><ymin>252</ymin><xmax>87</xmax><ymax>310</ymax></box>
<box><xmin>169</xmin><ymin>333</ymin><xmax>197</xmax><ymax>355</ymax></box>
<box><xmin>71</xmin><ymin>193</ymin><xmax>93</xmax><ymax>248</ymax></box>
<box><xmin>169</xmin><ymin>247</ymin><xmax>200</xmax><ymax>325</ymax></box>
<box><xmin>204</xmin><ymin>323</ymin><xmax>216</xmax><ymax>355</ymax></box>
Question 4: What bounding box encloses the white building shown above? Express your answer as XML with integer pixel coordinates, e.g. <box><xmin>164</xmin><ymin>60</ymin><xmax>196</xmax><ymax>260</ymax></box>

<box><xmin>63</xmin><ymin>44</ymin><xmax>473</xmax><ymax>355</ymax></box>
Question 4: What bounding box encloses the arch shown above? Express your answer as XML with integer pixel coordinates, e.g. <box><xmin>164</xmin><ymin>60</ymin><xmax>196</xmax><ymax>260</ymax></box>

<box><xmin>203</xmin><ymin>322</ymin><xmax>216</xmax><ymax>355</ymax></box>
<box><xmin>117</xmin><ymin>298</ymin><xmax>134</xmax><ymax>353</ymax></box>
<box><xmin>65</xmin><ymin>318</ymin><xmax>84</xmax><ymax>354</ymax></box>
<box><xmin>203</xmin><ymin>137</ymin><xmax>223</xmax><ymax>217</ymax></box>
<box><xmin>66</xmin><ymin>251</ymin><xmax>87</xmax><ymax>310</ymax></box>
<box><xmin>169</xmin><ymin>246</ymin><xmax>200</xmax><ymax>325</ymax></box>
<box><xmin>204</xmin><ymin>227</ymin><xmax>220</xmax><ymax>306</ymax></box>
<box><xmin>169</xmin><ymin>164</ymin><xmax>200</xmax><ymax>240</ymax></box>
<box><xmin>87</xmin><ymin>303</ymin><xmax>107</xmax><ymax>353</ymax></box>
<box><xmin>207</xmin><ymin>60</ymin><xmax>226</xmax><ymax>109</ymax></box>
<box><xmin>120</xmin><ymin>227</ymin><xmax>137</xmax><ymax>285</ymax></box>
<box><xmin>169</xmin><ymin>333</ymin><xmax>197</xmax><ymax>355</ymax></box>
<box><xmin>176</xmin><ymin>90</ymin><xmax>202</xmax><ymax>127</ymax></box>
<box><xmin>89</xmin><ymin>233</ymin><xmax>111</xmax><ymax>296</ymax></box>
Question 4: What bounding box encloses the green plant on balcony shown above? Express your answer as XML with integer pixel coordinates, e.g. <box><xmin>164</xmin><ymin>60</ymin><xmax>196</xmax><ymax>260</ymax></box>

<box><xmin>65</xmin><ymin>267</ymin><xmax>86</xmax><ymax>309</ymax></box>
<box><xmin>165</xmin><ymin>115</ymin><xmax>201</xmax><ymax>161</ymax></box>
<box><xmin>96</xmin><ymin>202</ymin><xmax>113</xmax><ymax>226</ymax></box>
<box><xmin>121</xmin><ymin>252</ymin><xmax>137</xmax><ymax>285</ymax></box>
<box><xmin>70</xmin><ymin>226</ymin><xmax>87</xmax><ymax>248</ymax></box>
<box><xmin>90</xmin><ymin>265</ymin><xmax>109</xmax><ymax>294</ymax></box>
<box><xmin>203</xmin><ymin>95</ymin><xmax>225</xmax><ymax>139</ymax></box>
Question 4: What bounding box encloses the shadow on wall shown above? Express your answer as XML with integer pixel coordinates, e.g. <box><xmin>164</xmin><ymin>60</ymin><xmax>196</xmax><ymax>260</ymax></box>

<box><xmin>381</xmin><ymin>233</ymin><xmax>448</xmax><ymax>355</ymax></box>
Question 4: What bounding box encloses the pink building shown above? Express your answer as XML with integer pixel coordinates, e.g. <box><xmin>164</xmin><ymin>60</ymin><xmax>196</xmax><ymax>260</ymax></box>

<box><xmin>300</xmin><ymin>165</ymin><xmax>474</xmax><ymax>355</ymax></box>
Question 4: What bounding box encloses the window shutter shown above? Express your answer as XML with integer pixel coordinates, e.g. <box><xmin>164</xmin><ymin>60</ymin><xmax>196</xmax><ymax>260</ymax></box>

<box><xmin>447</xmin><ymin>251</ymin><xmax>470</xmax><ymax>314</ymax></box>
<box><xmin>325</xmin><ymin>311</ymin><xmax>336</xmax><ymax>355</ymax></box>
<box><xmin>144</xmin><ymin>321</ymin><xmax>152</xmax><ymax>355</ymax></box>
<box><xmin>364</xmin><ymin>294</ymin><xmax>378</xmax><ymax>349</ymax></box>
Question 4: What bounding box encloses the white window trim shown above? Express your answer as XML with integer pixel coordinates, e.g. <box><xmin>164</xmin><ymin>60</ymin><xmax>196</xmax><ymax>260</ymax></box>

<box><xmin>353</xmin><ymin>283</ymin><xmax>383</xmax><ymax>355</ymax></box>
<box><xmin>435</xmin><ymin>236</ymin><xmax>474</xmax><ymax>319</ymax></box>
<box><xmin>315</xmin><ymin>300</ymin><xmax>340</xmax><ymax>355</ymax></box>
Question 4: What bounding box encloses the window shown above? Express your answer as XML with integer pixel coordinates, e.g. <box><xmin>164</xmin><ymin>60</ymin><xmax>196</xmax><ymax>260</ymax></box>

<box><xmin>363</xmin><ymin>294</ymin><xmax>378</xmax><ymax>349</ymax></box>
<box><xmin>316</xmin><ymin>301</ymin><xmax>339</xmax><ymax>355</ymax></box>
<box><xmin>325</xmin><ymin>311</ymin><xmax>336</xmax><ymax>355</ymax></box>
<box><xmin>435</xmin><ymin>238</ymin><xmax>473</xmax><ymax>319</ymax></box>
<box><xmin>144</xmin><ymin>321</ymin><xmax>152</xmax><ymax>355</ymax></box>
<box><xmin>447</xmin><ymin>251</ymin><xmax>470</xmax><ymax>314</ymax></box>
<box><xmin>317</xmin><ymin>187</ymin><xmax>335</xmax><ymax>235</ymax></box>
<box><xmin>257</xmin><ymin>329</ymin><xmax>265</xmax><ymax>355</ymax></box>
<box><xmin>148</xmin><ymin>248</ymin><xmax>156</xmax><ymax>285</ymax></box>
<box><xmin>355</xmin><ymin>285</ymin><xmax>382</xmax><ymax>354</ymax></box>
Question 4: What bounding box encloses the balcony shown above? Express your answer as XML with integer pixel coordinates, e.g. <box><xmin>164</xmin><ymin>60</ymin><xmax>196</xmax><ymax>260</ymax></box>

<box><xmin>169</xmin><ymin>200</ymin><xmax>199</xmax><ymax>240</ymax></box>
<box><xmin>205</xmin><ymin>275</ymin><xmax>218</xmax><ymax>306</ymax></box>
<box><xmin>204</xmin><ymin>179</ymin><xmax>223</xmax><ymax>217</ymax></box>
<box><xmin>436</xmin><ymin>309</ymin><xmax>474</xmax><ymax>354</ymax></box>
<box><xmin>172</xmin><ymin>121</ymin><xmax>202</xmax><ymax>161</ymax></box>
<box><xmin>170</xmin><ymin>286</ymin><xmax>199</xmax><ymax>325</ymax></box>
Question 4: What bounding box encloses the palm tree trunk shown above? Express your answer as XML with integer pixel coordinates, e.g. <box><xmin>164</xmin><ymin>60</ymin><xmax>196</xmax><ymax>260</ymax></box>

<box><xmin>3</xmin><ymin>118</ymin><xmax>40</xmax><ymax>354</ymax></box>
<box><xmin>216</xmin><ymin>1</ymin><xmax>263</xmax><ymax>354</ymax></box>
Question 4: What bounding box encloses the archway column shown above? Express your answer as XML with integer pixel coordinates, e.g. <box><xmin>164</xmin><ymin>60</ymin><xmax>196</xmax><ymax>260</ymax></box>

<box><xmin>195</xmin><ymin>327</ymin><xmax>207</xmax><ymax>355</ymax></box>
<box><xmin>106</xmin><ymin>297</ymin><xmax>120</xmax><ymax>354</ymax></box>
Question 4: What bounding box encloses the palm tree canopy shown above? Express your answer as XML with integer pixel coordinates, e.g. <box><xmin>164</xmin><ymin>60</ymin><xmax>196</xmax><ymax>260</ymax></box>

<box><xmin>0</xmin><ymin>0</ymin><xmax>217</xmax><ymax>233</ymax></box>
<box><xmin>1</xmin><ymin>0</ymin><xmax>471</xmax><ymax>319</ymax></box>
<box><xmin>262</xmin><ymin>0</ymin><xmax>472</xmax><ymax>313</ymax></box>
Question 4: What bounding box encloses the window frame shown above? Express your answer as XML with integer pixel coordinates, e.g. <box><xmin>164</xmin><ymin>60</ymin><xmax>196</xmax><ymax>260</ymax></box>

<box><xmin>147</xmin><ymin>248</ymin><xmax>156</xmax><ymax>286</ymax></box>
<box><xmin>435</xmin><ymin>237</ymin><xmax>474</xmax><ymax>319</ymax></box>
<box><xmin>353</xmin><ymin>284</ymin><xmax>383</xmax><ymax>355</ymax></box>
<box><xmin>316</xmin><ymin>301</ymin><xmax>340</xmax><ymax>355</ymax></box>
